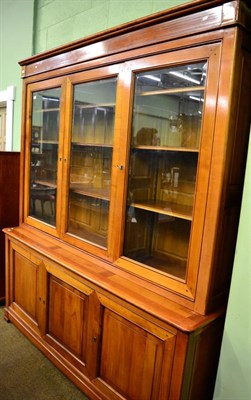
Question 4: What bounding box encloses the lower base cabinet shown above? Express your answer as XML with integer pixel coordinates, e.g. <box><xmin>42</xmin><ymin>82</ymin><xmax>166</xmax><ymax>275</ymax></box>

<box><xmin>4</xmin><ymin>230</ymin><xmax>224</xmax><ymax>400</ymax></box>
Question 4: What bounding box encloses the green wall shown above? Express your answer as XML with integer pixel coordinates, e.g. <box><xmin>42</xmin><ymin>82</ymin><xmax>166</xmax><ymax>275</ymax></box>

<box><xmin>0</xmin><ymin>0</ymin><xmax>34</xmax><ymax>150</ymax></box>
<box><xmin>33</xmin><ymin>0</ymin><xmax>191</xmax><ymax>54</ymax></box>
<box><xmin>214</xmin><ymin>136</ymin><xmax>251</xmax><ymax>399</ymax></box>
<box><xmin>1</xmin><ymin>0</ymin><xmax>250</xmax><ymax>398</ymax></box>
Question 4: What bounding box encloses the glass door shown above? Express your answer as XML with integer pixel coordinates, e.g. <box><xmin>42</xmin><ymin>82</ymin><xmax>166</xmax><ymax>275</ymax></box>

<box><xmin>27</xmin><ymin>84</ymin><xmax>63</xmax><ymax>232</ymax></box>
<box><xmin>119</xmin><ymin>42</ymin><xmax>221</xmax><ymax>298</ymax></box>
<box><xmin>65</xmin><ymin>77</ymin><xmax>117</xmax><ymax>250</ymax></box>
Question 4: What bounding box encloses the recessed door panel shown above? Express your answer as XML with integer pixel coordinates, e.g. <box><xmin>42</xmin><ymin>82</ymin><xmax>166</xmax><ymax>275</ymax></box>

<box><xmin>46</xmin><ymin>276</ymin><xmax>88</xmax><ymax>371</ymax></box>
<box><xmin>99</xmin><ymin>307</ymin><xmax>175</xmax><ymax>400</ymax></box>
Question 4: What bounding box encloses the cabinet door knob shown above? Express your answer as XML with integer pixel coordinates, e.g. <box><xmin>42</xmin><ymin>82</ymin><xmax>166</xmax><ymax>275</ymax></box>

<box><xmin>116</xmin><ymin>164</ymin><xmax>124</xmax><ymax>170</ymax></box>
<box><xmin>93</xmin><ymin>336</ymin><xmax>97</xmax><ymax>342</ymax></box>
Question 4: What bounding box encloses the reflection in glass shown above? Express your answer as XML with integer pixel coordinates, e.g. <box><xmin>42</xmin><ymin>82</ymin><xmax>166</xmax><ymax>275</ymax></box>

<box><xmin>68</xmin><ymin>78</ymin><xmax>117</xmax><ymax>248</ymax></box>
<box><xmin>124</xmin><ymin>62</ymin><xmax>207</xmax><ymax>280</ymax></box>
<box><xmin>29</xmin><ymin>88</ymin><xmax>61</xmax><ymax>226</ymax></box>
<box><xmin>132</xmin><ymin>62</ymin><xmax>206</xmax><ymax>149</ymax></box>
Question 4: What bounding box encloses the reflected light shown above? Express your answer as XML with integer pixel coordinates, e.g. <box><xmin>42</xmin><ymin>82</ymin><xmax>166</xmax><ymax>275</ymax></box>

<box><xmin>169</xmin><ymin>71</ymin><xmax>200</xmax><ymax>85</ymax></box>
<box><xmin>189</xmin><ymin>95</ymin><xmax>204</xmax><ymax>102</ymax></box>
<box><xmin>142</xmin><ymin>75</ymin><xmax>161</xmax><ymax>82</ymax></box>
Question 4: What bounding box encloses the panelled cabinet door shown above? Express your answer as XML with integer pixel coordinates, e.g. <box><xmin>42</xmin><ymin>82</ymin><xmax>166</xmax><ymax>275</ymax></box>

<box><xmin>43</xmin><ymin>268</ymin><xmax>99</xmax><ymax>376</ymax></box>
<box><xmin>6</xmin><ymin>241</ymin><xmax>47</xmax><ymax>335</ymax></box>
<box><xmin>45</xmin><ymin>276</ymin><xmax>88</xmax><ymax>372</ymax></box>
<box><xmin>93</xmin><ymin>295</ymin><xmax>176</xmax><ymax>400</ymax></box>
<box><xmin>115</xmin><ymin>43</ymin><xmax>221</xmax><ymax>301</ymax></box>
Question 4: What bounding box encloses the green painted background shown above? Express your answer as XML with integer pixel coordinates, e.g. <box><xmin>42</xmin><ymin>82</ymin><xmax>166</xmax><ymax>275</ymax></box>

<box><xmin>33</xmin><ymin>0</ymin><xmax>191</xmax><ymax>53</ymax></box>
<box><xmin>0</xmin><ymin>0</ymin><xmax>250</xmax><ymax>398</ymax></box>
<box><xmin>0</xmin><ymin>0</ymin><xmax>33</xmax><ymax>150</ymax></box>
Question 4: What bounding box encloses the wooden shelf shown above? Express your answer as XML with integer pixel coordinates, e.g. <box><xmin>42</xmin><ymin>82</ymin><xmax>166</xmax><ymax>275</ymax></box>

<box><xmin>36</xmin><ymin>140</ymin><xmax>59</xmax><ymax>145</ymax></box>
<box><xmin>72</xmin><ymin>142</ymin><xmax>113</xmax><ymax>148</ymax></box>
<box><xmin>70</xmin><ymin>199</ymin><xmax>109</xmax><ymax>212</ymax></box>
<box><xmin>128</xmin><ymin>253</ymin><xmax>187</xmax><ymax>280</ymax></box>
<box><xmin>132</xmin><ymin>144</ymin><xmax>199</xmax><ymax>152</ymax></box>
<box><xmin>139</xmin><ymin>86</ymin><xmax>205</xmax><ymax>96</ymax></box>
<box><xmin>70</xmin><ymin>183</ymin><xmax>110</xmax><ymax>201</ymax></box>
<box><xmin>67</xmin><ymin>223</ymin><xmax>107</xmax><ymax>248</ymax></box>
<box><xmin>33</xmin><ymin>180</ymin><xmax>57</xmax><ymax>189</ymax></box>
<box><xmin>131</xmin><ymin>200</ymin><xmax>193</xmax><ymax>221</ymax></box>
<box><xmin>34</xmin><ymin>108</ymin><xmax>60</xmax><ymax>112</ymax></box>
<box><xmin>76</xmin><ymin>102</ymin><xmax>115</xmax><ymax>109</ymax></box>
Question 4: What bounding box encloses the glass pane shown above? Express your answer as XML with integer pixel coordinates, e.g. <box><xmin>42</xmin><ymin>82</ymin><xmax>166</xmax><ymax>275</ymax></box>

<box><xmin>132</xmin><ymin>62</ymin><xmax>206</xmax><ymax>149</ymax></box>
<box><xmin>29</xmin><ymin>87</ymin><xmax>61</xmax><ymax>226</ymax></box>
<box><xmin>68</xmin><ymin>78</ymin><xmax>117</xmax><ymax>248</ymax></box>
<box><xmin>124</xmin><ymin>62</ymin><xmax>207</xmax><ymax>280</ymax></box>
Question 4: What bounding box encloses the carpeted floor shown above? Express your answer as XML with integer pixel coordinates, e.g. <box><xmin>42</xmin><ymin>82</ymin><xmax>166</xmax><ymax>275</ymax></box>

<box><xmin>0</xmin><ymin>307</ymin><xmax>89</xmax><ymax>400</ymax></box>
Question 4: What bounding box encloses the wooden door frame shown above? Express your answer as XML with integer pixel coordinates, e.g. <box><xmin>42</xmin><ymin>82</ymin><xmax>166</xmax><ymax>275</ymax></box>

<box><xmin>0</xmin><ymin>85</ymin><xmax>16</xmax><ymax>150</ymax></box>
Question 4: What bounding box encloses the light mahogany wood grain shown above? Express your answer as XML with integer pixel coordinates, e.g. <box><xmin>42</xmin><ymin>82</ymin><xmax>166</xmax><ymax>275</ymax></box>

<box><xmin>5</xmin><ymin>1</ymin><xmax>251</xmax><ymax>398</ymax></box>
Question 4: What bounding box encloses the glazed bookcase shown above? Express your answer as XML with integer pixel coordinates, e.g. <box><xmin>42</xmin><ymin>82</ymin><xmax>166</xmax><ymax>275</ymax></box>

<box><xmin>4</xmin><ymin>1</ymin><xmax>251</xmax><ymax>399</ymax></box>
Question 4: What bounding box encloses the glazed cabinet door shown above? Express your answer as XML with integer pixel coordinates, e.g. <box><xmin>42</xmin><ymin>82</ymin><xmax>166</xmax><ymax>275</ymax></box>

<box><xmin>93</xmin><ymin>295</ymin><xmax>176</xmax><ymax>400</ymax></box>
<box><xmin>60</xmin><ymin>64</ymin><xmax>129</xmax><ymax>260</ymax></box>
<box><xmin>23</xmin><ymin>77</ymin><xmax>66</xmax><ymax>236</ymax></box>
<box><xmin>5</xmin><ymin>239</ymin><xmax>47</xmax><ymax>336</ymax></box>
<box><xmin>115</xmin><ymin>43</ymin><xmax>221</xmax><ymax>302</ymax></box>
